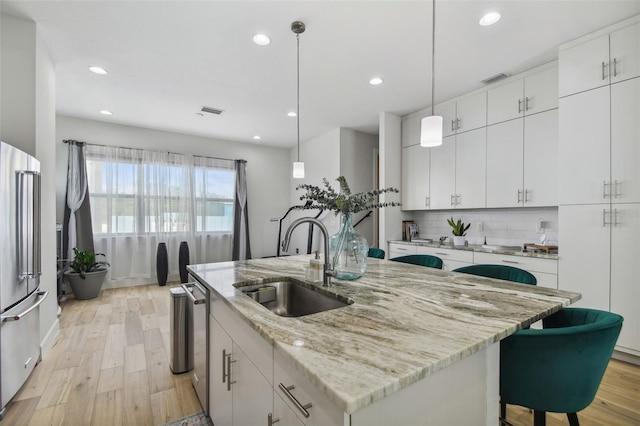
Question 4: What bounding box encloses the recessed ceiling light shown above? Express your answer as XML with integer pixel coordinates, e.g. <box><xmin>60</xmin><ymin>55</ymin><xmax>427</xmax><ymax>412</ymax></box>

<box><xmin>252</xmin><ymin>34</ymin><xmax>271</xmax><ymax>46</ymax></box>
<box><xmin>287</xmin><ymin>111</ymin><xmax>297</xmax><ymax>117</ymax></box>
<box><xmin>369</xmin><ymin>77</ymin><xmax>383</xmax><ymax>86</ymax></box>
<box><xmin>479</xmin><ymin>12</ymin><xmax>501</xmax><ymax>26</ymax></box>
<box><xmin>89</xmin><ymin>66</ymin><xmax>108</xmax><ymax>75</ymax></box>
<box><xmin>253</xmin><ymin>135</ymin><xmax>261</xmax><ymax>140</ymax></box>
<box><xmin>99</xmin><ymin>110</ymin><xmax>113</xmax><ymax>116</ymax></box>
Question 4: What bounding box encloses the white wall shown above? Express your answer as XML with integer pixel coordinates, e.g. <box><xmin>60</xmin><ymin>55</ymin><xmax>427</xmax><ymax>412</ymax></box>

<box><xmin>56</xmin><ymin>114</ymin><xmax>291</xmax><ymax>259</ymax></box>
<box><xmin>1</xmin><ymin>14</ymin><xmax>58</xmax><ymax>351</ymax></box>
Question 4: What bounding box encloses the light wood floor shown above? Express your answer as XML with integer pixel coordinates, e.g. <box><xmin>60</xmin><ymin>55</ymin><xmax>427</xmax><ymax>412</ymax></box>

<box><xmin>3</xmin><ymin>284</ymin><xmax>639</xmax><ymax>425</ymax></box>
<box><xmin>5</xmin><ymin>284</ymin><xmax>202</xmax><ymax>426</ymax></box>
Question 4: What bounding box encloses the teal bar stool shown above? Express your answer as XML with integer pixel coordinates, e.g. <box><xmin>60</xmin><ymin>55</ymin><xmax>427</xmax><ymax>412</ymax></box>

<box><xmin>500</xmin><ymin>308</ymin><xmax>623</xmax><ymax>426</ymax></box>
<box><xmin>389</xmin><ymin>254</ymin><xmax>443</xmax><ymax>269</ymax></box>
<box><xmin>367</xmin><ymin>247</ymin><xmax>385</xmax><ymax>259</ymax></box>
<box><xmin>453</xmin><ymin>264</ymin><xmax>537</xmax><ymax>285</ymax></box>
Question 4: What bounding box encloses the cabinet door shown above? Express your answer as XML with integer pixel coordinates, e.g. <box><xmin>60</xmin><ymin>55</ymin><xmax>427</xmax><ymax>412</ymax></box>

<box><xmin>435</xmin><ymin>101</ymin><xmax>457</xmax><ymax>138</ymax></box>
<box><xmin>610</xmin><ymin>203</ymin><xmax>640</xmax><ymax>353</ymax></box>
<box><xmin>273</xmin><ymin>392</ymin><xmax>305</xmax><ymax>426</ymax></box>
<box><xmin>402</xmin><ymin>145</ymin><xmax>430</xmax><ymax>210</ymax></box>
<box><xmin>524</xmin><ymin>66</ymin><xmax>559</xmax><ymax>115</ymax></box>
<box><xmin>558</xmin><ymin>86</ymin><xmax>610</xmax><ymax>205</ymax></box>
<box><xmin>611</xmin><ymin>77</ymin><xmax>640</xmax><ymax>204</ymax></box>
<box><xmin>429</xmin><ymin>135</ymin><xmax>456</xmax><ymax>209</ymax></box>
<box><xmin>487</xmin><ymin>79</ymin><xmax>523</xmax><ymax>125</ymax></box>
<box><xmin>455</xmin><ymin>128</ymin><xmax>486</xmax><ymax>209</ymax></box>
<box><xmin>523</xmin><ymin>109</ymin><xmax>558</xmax><ymax>207</ymax></box>
<box><xmin>558</xmin><ymin>205</ymin><xmax>610</xmax><ymax>311</ymax></box>
<box><xmin>559</xmin><ymin>34</ymin><xmax>610</xmax><ymax>97</ymax></box>
<box><xmin>456</xmin><ymin>91</ymin><xmax>487</xmax><ymax>133</ymax></box>
<box><xmin>210</xmin><ymin>316</ymin><xmax>233</xmax><ymax>426</ymax></box>
<box><xmin>232</xmin><ymin>344</ymin><xmax>273</xmax><ymax>426</ymax></box>
<box><xmin>402</xmin><ymin>115</ymin><xmax>422</xmax><ymax>148</ymax></box>
<box><xmin>486</xmin><ymin>119</ymin><xmax>523</xmax><ymax>208</ymax></box>
<box><xmin>610</xmin><ymin>23</ymin><xmax>640</xmax><ymax>84</ymax></box>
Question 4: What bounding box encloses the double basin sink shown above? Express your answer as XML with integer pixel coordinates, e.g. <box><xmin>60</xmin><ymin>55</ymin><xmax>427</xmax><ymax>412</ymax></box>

<box><xmin>234</xmin><ymin>278</ymin><xmax>353</xmax><ymax>317</ymax></box>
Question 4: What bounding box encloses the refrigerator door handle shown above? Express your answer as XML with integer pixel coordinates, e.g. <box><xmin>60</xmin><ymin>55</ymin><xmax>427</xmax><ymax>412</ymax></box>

<box><xmin>1</xmin><ymin>291</ymin><xmax>48</xmax><ymax>322</ymax></box>
<box><xmin>16</xmin><ymin>171</ymin><xmax>42</xmax><ymax>280</ymax></box>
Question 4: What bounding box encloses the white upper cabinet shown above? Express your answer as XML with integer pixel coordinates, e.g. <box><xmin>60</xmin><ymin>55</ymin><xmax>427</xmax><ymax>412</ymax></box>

<box><xmin>560</xmin><ymin>22</ymin><xmax>640</xmax><ymax>97</ymax></box>
<box><xmin>436</xmin><ymin>92</ymin><xmax>487</xmax><ymax>137</ymax></box>
<box><xmin>454</xmin><ymin>128</ymin><xmax>486</xmax><ymax>209</ymax></box>
<box><xmin>558</xmin><ymin>86</ymin><xmax>611</xmax><ymax>205</ymax></box>
<box><xmin>401</xmin><ymin>144</ymin><xmax>430</xmax><ymax>210</ymax></box>
<box><xmin>402</xmin><ymin>113</ymin><xmax>425</xmax><ymax>148</ymax></box>
<box><xmin>487</xmin><ymin>66</ymin><xmax>558</xmax><ymax>125</ymax></box>
<box><xmin>523</xmin><ymin>109</ymin><xmax>558</xmax><ymax>207</ymax></box>
<box><xmin>611</xmin><ymin>77</ymin><xmax>640</xmax><ymax>204</ymax></box>
<box><xmin>429</xmin><ymin>135</ymin><xmax>456</xmax><ymax>209</ymax></box>
<box><xmin>610</xmin><ymin>24</ymin><xmax>640</xmax><ymax>84</ymax></box>
<box><xmin>486</xmin><ymin>119</ymin><xmax>524</xmax><ymax>208</ymax></box>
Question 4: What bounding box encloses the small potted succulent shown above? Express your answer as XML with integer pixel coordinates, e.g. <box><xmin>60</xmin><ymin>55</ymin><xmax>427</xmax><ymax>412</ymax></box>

<box><xmin>447</xmin><ymin>217</ymin><xmax>470</xmax><ymax>247</ymax></box>
<box><xmin>64</xmin><ymin>248</ymin><xmax>110</xmax><ymax>300</ymax></box>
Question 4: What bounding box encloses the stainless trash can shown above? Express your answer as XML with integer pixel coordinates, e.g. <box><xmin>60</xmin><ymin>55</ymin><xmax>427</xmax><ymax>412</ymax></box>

<box><xmin>169</xmin><ymin>286</ymin><xmax>194</xmax><ymax>373</ymax></box>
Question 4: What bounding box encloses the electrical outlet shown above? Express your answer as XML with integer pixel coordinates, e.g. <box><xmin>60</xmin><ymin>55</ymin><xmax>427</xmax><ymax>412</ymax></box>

<box><xmin>477</xmin><ymin>222</ymin><xmax>484</xmax><ymax>231</ymax></box>
<box><xmin>536</xmin><ymin>219</ymin><xmax>545</xmax><ymax>234</ymax></box>
<box><xmin>296</xmin><ymin>248</ymin><xmax>299</xmax><ymax>254</ymax></box>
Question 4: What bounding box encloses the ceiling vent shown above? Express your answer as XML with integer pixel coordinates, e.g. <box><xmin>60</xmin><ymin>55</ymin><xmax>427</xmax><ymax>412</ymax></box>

<box><xmin>201</xmin><ymin>106</ymin><xmax>224</xmax><ymax>115</ymax></box>
<box><xmin>482</xmin><ymin>73</ymin><xmax>509</xmax><ymax>85</ymax></box>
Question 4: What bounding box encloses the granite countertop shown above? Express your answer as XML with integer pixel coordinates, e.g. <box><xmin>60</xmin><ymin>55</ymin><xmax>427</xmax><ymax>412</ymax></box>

<box><xmin>389</xmin><ymin>240</ymin><xmax>559</xmax><ymax>260</ymax></box>
<box><xmin>188</xmin><ymin>255</ymin><xmax>579</xmax><ymax>414</ymax></box>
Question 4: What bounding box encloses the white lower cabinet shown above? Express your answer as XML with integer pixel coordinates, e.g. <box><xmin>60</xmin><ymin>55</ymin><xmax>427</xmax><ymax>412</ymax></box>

<box><xmin>416</xmin><ymin>246</ymin><xmax>473</xmax><ymax>271</ymax></box>
<box><xmin>473</xmin><ymin>252</ymin><xmax>558</xmax><ymax>289</ymax></box>
<box><xmin>233</xmin><ymin>345</ymin><xmax>273</xmax><ymax>426</ymax></box>
<box><xmin>274</xmin><ymin>392</ymin><xmax>304</xmax><ymax>426</ymax></box>
<box><xmin>388</xmin><ymin>242</ymin><xmax>416</xmax><ymax>259</ymax></box>
<box><xmin>210</xmin><ymin>315</ymin><xmax>234</xmax><ymax>426</ymax></box>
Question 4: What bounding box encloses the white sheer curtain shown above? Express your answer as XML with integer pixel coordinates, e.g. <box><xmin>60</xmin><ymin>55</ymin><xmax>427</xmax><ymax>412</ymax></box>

<box><xmin>85</xmin><ymin>145</ymin><xmax>235</xmax><ymax>286</ymax></box>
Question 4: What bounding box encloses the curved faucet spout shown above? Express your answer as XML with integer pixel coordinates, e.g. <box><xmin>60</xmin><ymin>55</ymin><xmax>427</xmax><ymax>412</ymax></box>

<box><xmin>282</xmin><ymin>217</ymin><xmax>336</xmax><ymax>286</ymax></box>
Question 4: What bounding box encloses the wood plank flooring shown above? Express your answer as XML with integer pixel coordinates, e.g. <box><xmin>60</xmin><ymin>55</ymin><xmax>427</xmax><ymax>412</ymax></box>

<box><xmin>4</xmin><ymin>283</ymin><xmax>640</xmax><ymax>425</ymax></box>
<box><xmin>5</xmin><ymin>284</ymin><xmax>202</xmax><ymax>426</ymax></box>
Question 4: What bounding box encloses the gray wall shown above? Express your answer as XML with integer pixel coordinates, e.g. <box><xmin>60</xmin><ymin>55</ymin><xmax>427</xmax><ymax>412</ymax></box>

<box><xmin>1</xmin><ymin>14</ymin><xmax>59</xmax><ymax>350</ymax></box>
<box><xmin>55</xmin><ymin>114</ymin><xmax>291</xmax><ymax>259</ymax></box>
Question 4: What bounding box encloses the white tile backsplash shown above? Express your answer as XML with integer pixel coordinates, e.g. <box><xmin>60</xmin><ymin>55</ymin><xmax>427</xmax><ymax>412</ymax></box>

<box><xmin>411</xmin><ymin>207</ymin><xmax>558</xmax><ymax>247</ymax></box>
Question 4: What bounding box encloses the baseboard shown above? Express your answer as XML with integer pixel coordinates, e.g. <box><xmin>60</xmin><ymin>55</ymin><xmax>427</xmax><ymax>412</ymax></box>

<box><xmin>612</xmin><ymin>349</ymin><xmax>640</xmax><ymax>366</ymax></box>
<box><xmin>40</xmin><ymin>318</ymin><xmax>60</xmax><ymax>359</ymax></box>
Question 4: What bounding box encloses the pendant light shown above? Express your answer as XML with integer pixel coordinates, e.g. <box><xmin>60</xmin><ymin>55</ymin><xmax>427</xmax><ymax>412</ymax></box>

<box><xmin>420</xmin><ymin>0</ymin><xmax>443</xmax><ymax>147</ymax></box>
<box><xmin>292</xmin><ymin>21</ymin><xmax>305</xmax><ymax>179</ymax></box>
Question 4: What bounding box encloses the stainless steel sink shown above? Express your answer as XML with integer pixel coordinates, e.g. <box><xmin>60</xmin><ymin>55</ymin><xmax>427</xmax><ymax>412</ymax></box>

<box><xmin>234</xmin><ymin>278</ymin><xmax>353</xmax><ymax>317</ymax></box>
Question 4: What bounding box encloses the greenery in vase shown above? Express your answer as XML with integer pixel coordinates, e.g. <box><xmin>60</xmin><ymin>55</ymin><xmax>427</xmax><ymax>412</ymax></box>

<box><xmin>294</xmin><ymin>176</ymin><xmax>401</xmax><ymax>215</ymax></box>
<box><xmin>68</xmin><ymin>248</ymin><xmax>110</xmax><ymax>279</ymax></box>
<box><xmin>447</xmin><ymin>217</ymin><xmax>471</xmax><ymax>237</ymax></box>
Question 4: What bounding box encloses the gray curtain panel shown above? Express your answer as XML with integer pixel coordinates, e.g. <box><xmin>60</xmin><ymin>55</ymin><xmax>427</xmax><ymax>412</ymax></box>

<box><xmin>232</xmin><ymin>159</ymin><xmax>251</xmax><ymax>260</ymax></box>
<box><xmin>62</xmin><ymin>140</ymin><xmax>94</xmax><ymax>262</ymax></box>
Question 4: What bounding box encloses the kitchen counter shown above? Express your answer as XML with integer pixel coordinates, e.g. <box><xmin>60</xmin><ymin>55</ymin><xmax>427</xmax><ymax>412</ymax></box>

<box><xmin>188</xmin><ymin>255</ymin><xmax>578</xmax><ymax>417</ymax></box>
<box><xmin>389</xmin><ymin>240</ymin><xmax>559</xmax><ymax>259</ymax></box>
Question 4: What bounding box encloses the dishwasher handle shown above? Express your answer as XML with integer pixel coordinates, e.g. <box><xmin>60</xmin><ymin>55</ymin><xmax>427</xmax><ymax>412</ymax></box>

<box><xmin>181</xmin><ymin>282</ymin><xmax>207</xmax><ymax>305</ymax></box>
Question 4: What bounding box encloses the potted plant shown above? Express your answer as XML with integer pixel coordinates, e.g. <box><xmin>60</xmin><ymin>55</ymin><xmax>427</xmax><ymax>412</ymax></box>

<box><xmin>64</xmin><ymin>248</ymin><xmax>110</xmax><ymax>300</ymax></box>
<box><xmin>447</xmin><ymin>217</ymin><xmax>470</xmax><ymax>247</ymax></box>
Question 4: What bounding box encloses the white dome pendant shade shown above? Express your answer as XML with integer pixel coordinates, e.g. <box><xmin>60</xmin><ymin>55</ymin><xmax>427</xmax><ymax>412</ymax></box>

<box><xmin>420</xmin><ymin>115</ymin><xmax>443</xmax><ymax>147</ymax></box>
<box><xmin>293</xmin><ymin>161</ymin><xmax>305</xmax><ymax>179</ymax></box>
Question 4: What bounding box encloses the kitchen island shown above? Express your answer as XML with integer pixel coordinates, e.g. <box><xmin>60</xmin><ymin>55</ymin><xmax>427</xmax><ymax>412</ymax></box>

<box><xmin>188</xmin><ymin>255</ymin><xmax>580</xmax><ymax>426</ymax></box>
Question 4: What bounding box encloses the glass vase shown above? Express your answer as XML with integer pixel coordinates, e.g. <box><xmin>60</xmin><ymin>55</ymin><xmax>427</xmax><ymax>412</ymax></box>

<box><xmin>329</xmin><ymin>213</ymin><xmax>369</xmax><ymax>280</ymax></box>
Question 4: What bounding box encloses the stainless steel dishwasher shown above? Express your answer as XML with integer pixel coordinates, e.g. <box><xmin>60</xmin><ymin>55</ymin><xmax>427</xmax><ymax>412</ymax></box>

<box><xmin>182</xmin><ymin>278</ymin><xmax>209</xmax><ymax>414</ymax></box>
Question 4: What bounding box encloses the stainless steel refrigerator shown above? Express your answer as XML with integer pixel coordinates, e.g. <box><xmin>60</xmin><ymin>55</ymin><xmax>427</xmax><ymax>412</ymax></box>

<box><xmin>0</xmin><ymin>141</ymin><xmax>48</xmax><ymax>418</ymax></box>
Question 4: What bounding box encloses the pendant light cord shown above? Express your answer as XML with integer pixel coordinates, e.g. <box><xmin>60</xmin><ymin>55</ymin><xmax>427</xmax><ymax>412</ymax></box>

<box><xmin>431</xmin><ymin>0</ymin><xmax>436</xmax><ymax>114</ymax></box>
<box><xmin>296</xmin><ymin>33</ymin><xmax>301</xmax><ymax>163</ymax></box>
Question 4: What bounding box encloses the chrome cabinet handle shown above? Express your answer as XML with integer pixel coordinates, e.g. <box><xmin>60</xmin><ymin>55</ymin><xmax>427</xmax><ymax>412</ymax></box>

<box><xmin>268</xmin><ymin>413</ymin><xmax>280</xmax><ymax>426</ymax></box>
<box><xmin>602</xmin><ymin>61</ymin><xmax>607</xmax><ymax>80</ymax></box>
<box><xmin>502</xmin><ymin>260</ymin><xmax>520</xmax><ymax>265</ymax></box>
<box><xmin>278</xmin><ymin>383</ymin><xmax>312</xmax><ymax>418</ymax></box>
<box><xmin>456</xmin><ymin>118</ymin><xmax>461</xmax><ymax>130</ymax></box>
<box><xmin>517</xmin><ymin>189</ymin><xmax>522</xmax><ymax>203</ymax></box>
<box><xmin>222</xmin><ymin>349</ymin><xmax>227</xmax><ymax>383</ymax></box>
<box><xmin>1</xmin><ymin>291</ymin><xmax>48</xmax><ymax>322</ymax></box>
<box><xmin>451</xmin><ymin>120</ymin><xmax>456</xmax><ymax>132</ymax></box>
<box><xmin>455</xmin><ymin>194</ymin><xmax>460</xmax><ymax>205</ymax></box>
<box><xmin>226</xmin><ymin>352</ymin><xmax>236</xmax><ymax>391</ymax></box>
<box><xmin>450</xmin><ymin>194</ymin><xmax>455</xmax><ymax>206</ymax></box>
<box><xmin>613</xmin><ymin>58</ymin><xmax>618</xmax><ymax>77</ymax></box>
<box><xmin>524</xmin><ymin>189</ymin><xmax>530</xmax><ymax>203</ymax></box>
<box><xmin>603</xmin><ymin>181</ymin><xmax>611</xmax><ymax>199</ymax></box>
<box><xmin>425</xmin><ymin>196</ymin><xmax>430</xmax><ymax>207</ymax></box>
<box><xmin>181</xmin><ymin>282</ymin><xmax>207</xmax><ymax>305</ymax></box>
<box><xmin>524</xmin><ymin>97</ymin><xmax>530</xmax><ymax>111</ymax></box>
<box><xmin>396</xmin><ymin>247</ymin><xmax>408</xmax><ymax>251</ymax></box>
<box><xmin>435</xmin><ymin>252</ymin><xmax>449</xmax><ymax>256</ymax></box>
<box><xmin>613</xmin><ymin>209</ymin><xmax>619</xmax><ymax>226</ymax></box>
<box><xmin>613</xmin><ymin>180</ymin><xmax>621</xmax><ymax>198</ymax></box>
<box><xmin>518</xmin><ymin>99</ymin><xmax>523</xmax><ymax>113</ymax></box>
<box><xmin>603</xmin><ymin>209</ymin><xmax>611</xmax><ymax>227</ymax></box>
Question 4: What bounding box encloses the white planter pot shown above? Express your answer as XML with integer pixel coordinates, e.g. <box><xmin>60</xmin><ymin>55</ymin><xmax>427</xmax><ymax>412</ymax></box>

<box><xmin>453</xmin><ymin>236</ymin><xmax>466</xmax><ymax>247</ymax></box>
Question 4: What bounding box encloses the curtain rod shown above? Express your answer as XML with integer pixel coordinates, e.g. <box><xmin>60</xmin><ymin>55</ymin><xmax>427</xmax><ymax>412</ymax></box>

<box><xmin>62</xmin><ymin>139</ymin><xmax>245</xmax><ymax>163</ymax></box>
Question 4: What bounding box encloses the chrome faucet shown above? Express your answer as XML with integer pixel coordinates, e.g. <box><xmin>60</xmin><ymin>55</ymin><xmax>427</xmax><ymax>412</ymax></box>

<box><xmin>282</xmin><ymin>217</ymin><xmax>336</xmax><ymax>286</ymax></box>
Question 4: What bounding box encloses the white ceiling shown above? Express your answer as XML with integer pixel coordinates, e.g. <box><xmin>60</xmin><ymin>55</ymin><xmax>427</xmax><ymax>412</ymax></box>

<box><xmin>3</xmin><ymin>1</ymin><xmax>639</xmax><ymax>148</ymax></box>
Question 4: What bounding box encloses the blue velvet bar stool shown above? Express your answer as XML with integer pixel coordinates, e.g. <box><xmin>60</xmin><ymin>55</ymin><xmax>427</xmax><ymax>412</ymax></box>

<box><xmin>453</xmin><ymin>264</ymin><xmax>537</xmax><ymax>285</ymax></box>
<box><xmin>389</xmin><ymin>254</ymin><xmax>443</xmax><ymax>269</ymax></box>
<box><xmin>499</xmin><ymin>308</ymin><xmax>623</xmax><ymax>426</ymax></box>
<box><xmin>367</xmin><ymin>247</ymin><xmax>385</xmax><ymax>259</ymax></box>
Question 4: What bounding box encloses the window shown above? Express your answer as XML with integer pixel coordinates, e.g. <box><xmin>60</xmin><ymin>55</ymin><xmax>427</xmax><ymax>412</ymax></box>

<box><xmin>85</xmin><ymin>145</ymin><xmax>235</xmax><ymax>235</ymax></box>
